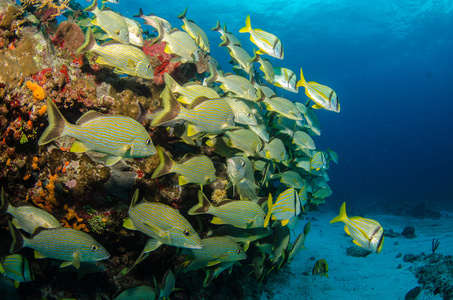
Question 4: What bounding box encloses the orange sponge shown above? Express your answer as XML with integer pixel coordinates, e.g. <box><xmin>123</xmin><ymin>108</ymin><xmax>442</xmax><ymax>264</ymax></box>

<box><xmin>26</xmin><ymin>81</ymin><xmax>46</xmax><ymax>101</ymax></box>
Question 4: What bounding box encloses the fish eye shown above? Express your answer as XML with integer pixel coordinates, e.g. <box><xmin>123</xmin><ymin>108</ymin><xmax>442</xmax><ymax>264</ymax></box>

<box><xmin>147</xmin><ymin>65</ymin><xmax>151</xmax><ymax>69</ymax></box>
<box><xmin>146</xmin><ymin>138</ymin><xmax>151</xmax><ymax>145</ymax></box>
<box><xmin>236</xmin><ymin>249</ymin><xmax>242</xmax><ymax>254</ymax></box>
<box><xmin>183</xmin><ymin>230</ymin><xmax>191</xmax><ymax>236</ymax></box>
<box><xmin>247</xmin><ymin>113</ymin><xmax>252</xmax><ymax>118</ymax></box>
<box><xmin>241</xmin><ymin>161</ymin><xmax>246</xmax><ymax>167</ymax></box>
<box><xmin>91</xmin><ymin>244</ymin><xmax>98</xmax><ymax>251</ymax></box>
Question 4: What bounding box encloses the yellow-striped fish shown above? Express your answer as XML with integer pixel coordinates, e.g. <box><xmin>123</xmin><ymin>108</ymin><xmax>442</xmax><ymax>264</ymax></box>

<box><xmin>84</xmin><ymin>0</ymin><xmax>129</xmax><ymax>44</ymax></box>
<box><xmin>207</xmin><ymin>66</ymin><xmax>259</xmax><ymax>101</ymax></box>
<box><xmin>219</xmin><ymin>36</ymin><xmax>257</xmax><ymax>74</ymax></box>
<box><xmin>211</xmin><ymin>21</ymin><xmax>242</xmax><ymax>47</ymax></box>
<box><xmin>226</xmin><ymin>157</ymin><xmax>259</xmax><ymax>202</ymax></box>
<box><xmin>1</xmin><ymin>254</ymin><xmax>34</xmax><ymax>288</ymax></box>
<box><xmin>164</xmin><ymin>73</ymin><xmax>219</xmax><ymax>105</ymax></box>
<box><xmin>9</xmin><ymin>222</ymin><xmax>110</xmax><ymax>269</ymax></box>
<box><xmin>239</xmin><ymin>15</ymin><xmax>283</xmax><ymax>60</ymax></box>
<box><xmin>270</xmin><ymin>171</ymin><xmax>305</xmax><ymax>189</ymax></box>
<box><xmin>311</xmin><ymin>151</ymin><xmax>327</xmax><ymax>171</ymax></box>
<box><xmin>152</xmin><ymin>87</ymin><xmax>236</xmax><ymax>136</ymax></box>
<box><xmin>296</xmin><ymin>68</ymin><xmax>340</xmax><ymax>113</ymax></box>
<box><xmin>312</xmin><ymin>259</ymin><xmax>329</xmax><ymax>277</ymax></box>
<box><xmin>123</xmin><ymin>16</ymin><xmax>144</xmax><ymax>47</ymax></box>
<box><xmin>224</xmin><ymin>97</ymin><xmax>257</xmax><ymax>126</ymax></box>
<box><xmin>154</xmin><ymin>20</ymin><xmax>199</xmax><ymax>63</ymax></box>
<box><xmin>1</xmin><ymin>187</ymin><xmax>61</xmax><ymax>234</ymax></box>
<box><xmin>38</xmin><ymin>98</ymin><xmax>156</xmax><ymax>166</ymax></box>
<box><xmin>178</xmin><ymin>7</ymin><xmax>210</xmax><ymax>53</ymax></box>
<box><xmin>133</xmin><ymin>8</ymin><xmax>172</xmax><ymax>33</ymax></box>
<box><xmin>292</xmin><ymin>131</ymin><xmax>316</xmax><ymax>151</ymax></box>
<box><xmin>188</xmin><ymin>190</ymin><xmax>265</xmax><ymax>229</ymax></box>
<box><xmin>257</xmin><ymin>56</ymin><xmax>274</xmax><ymax>83</ymax></box>
<box><xmin>330</xmin><ymin>202</ymin><xmax>384</xmax><ymax>253</ymax></box>
<box><xmin>259</xmin><ymin>138</ymin><xmax>287</xmax><ymax>163</ymax></box>
<box><xmin>77</xmin><ymin>28</ymin><xmax>154</xmax><ymax>79</ymax></box>
<box><xmin>123</xmin><ymin>189</ymin><xmax>202</xmax><ymax>249</ymax></box>
<box><xmin>264</xmin><ymin>96</ymin><xmax>303</xmax><ymax>121</ymax></box>
<box><xmin>225</xmin><ymin>128</ymin><xmax>263</xmax><ymax>157</ymax></box>
<box><xmin>181</xmin><ymin>237</ymin><xmax>246</xmax><ymax>272</ymax></box>
<box><xmin>273</xmin><ymin>67</ymin><xmax>298</xmax><ymax>93</ymax></box>
<box><xmin>264</xmin><ymin>188</ymin><xmax>301</xmax><ymax>227</ymax></box>
<box><xmin>151</xmin><ymin>146</ymin><xmax>216</xmax><ymax>186</ymax></box>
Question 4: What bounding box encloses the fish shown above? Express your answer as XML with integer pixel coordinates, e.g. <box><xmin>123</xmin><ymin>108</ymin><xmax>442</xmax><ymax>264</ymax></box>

<box><xmin>219</xmin><ymin>36</ymin><xmax>257</xmax><ymax>74</ymax></box>
<box><xmin>206</xmin><ymin>65</ymin><xmax>259</xmax><ymax>101</ymax></box>
<box><xmin>248</xmin><ymin>117</ymin><xmax>270</xmax><ymax>142</ymax></box>
<box><xmin>133</xmin><ymin>8</ymin><xmax>172</xmax><ymax>33</ymax></box>
<box><xmin>154</xmin><ymin>20</ymin><xmax>199</xmax><ymax>63</ymax></box>
<box><xmin>77</xmin><ymin>28</ymin><xmax>154</xmax><ymax>79</ymax></box>
<box><xmin>300</xmin><ymin>105</ymin><xmax>321</xmax><ymax>136</ymax></box>
<box><xmin>211</xmin><ymin>225</ymin><xmax>273</xmax><ymax>245</ymax></box>
<box><xmin>239</xmin><ymin>15</ymin><xmax>283</xmax><ymax>60</ymax></box>
<box><xmin>1</xmin><ymin>254</ymin><xmax>34</xmax><ymax>288</ymax></box>
<box><xmin>328</xmin><ymin>148</ymin><xmax>339</xmax><ymax>163</ymax></box>
<box><xmin>296</xmin><ymin>68</ymin><xmax>340</xmax><ymax>113</ymax></box>
<box><xmin>84</xmin><ymin>0</ymin><xmax>129</xmax><ymax>44</ymax></box>
<box><xmin>159</xmin><ymin>269</ymin><xmax>175</xmax><ymax>299</ymax></box>
<box><xmin>151</xmin><ymin>146</ymin><xmax>216</xmax><ymax>186</ymax></box>
<box><xmin>287</xmin><ymin>231</ymin><xmax>307</xmax><ymax>262</ymax></box>
<box><xmin>178</xmin><ymin>7</ymin><xmax>210</xmax><ymax>52</ymax></box>
<box><xmin>203</xmin><ymin>261</ymin><xmax>235</xmax><ymax>287</ymax></box>
<box><xmin>330</xmin><ymin>202</ymin><xmax>384</xmax><ymax>253</ymax></box>
<box><xmin>224</xmin><ymin>97</ymin><xmax>258</xmax><ymax>126</ymax></box>
<box><xmin>101</xmin><ymin>0</ymin><xmax>119</xmax><ymax>3</ymax></box>
<box><xmin>9</xmin><ymin>222</ymin><xmax>110</xmax><ymax>269</ymax></box>
<box><xmin>38</xmin><ymin>98</ymin><xmax>156</xmax><ymax>166</ymax></box>
<box><xmin>257</xmin><ymin>56</ymin><xmax>274</xmax><ymax>83</ymax></box>
<box><xmin>270</xmin><ymin>171</ymin><xmax>305</xmax><ymax>189</ymax></box>
<box><xmin>123</xmin><ymin>189</ymin><xmax>202</xmax><ymax>250</ymax></box>
<box><xmin>259</xmin><ymin>138</ymin><xmax>288</xmax><ymax>163</ymax></box>
<box><xmin>115</xmin><ymin>286</ymin><xmax>158</xmax><ymax>300</ymax></box>
<box><xmin>123</xmin><ymin>16</ymin><xmax>144</xmax><ymax>47</ymax></box>
<box><xmin>311</xmin><ymin>151</ymin><xmax>327</xmax><ymax>171</ymax></box>
<box><xmin>211</xmin><ymin>21</ymin><xmax>242</xmax><ymax>47</ymax></box>
<box><xmin>164</xmin><ymin>73</ymin><xmax>219</xmax><ymax>105</ymax></box>
<box><xmin>188</xmin><ymin>190</ymin><xmax>266</xmax><ymax>229</ymax></box>
<box><xmin>312</xmin><ymin>259</ymin><xmax>329</xmax><ymax>277</ymax></box>
<box><xmin>292</xmin><ymin>131</ymin><xmax>316</xmax><ymax>150</ymax></box>
<box><xmin>264</xmin><ymin>188</ymin><xmax>301</xmax><ymax>227</ymax></box>
<box><xmin>273</xmin><ymin>67</ymin><xmax>298</xmax><ymax>93</ymax></box>
<box><xmin>226</xmin><ymin>156</ymin><xmax>259</xmax><ymax>202</ymax></box>
<box><xmin>225</xmin><ymin>128</ymin><xmax>263</xmax><ymax>157</ymax></box>
<box><xmin>1</xmin><ymin>187</ymin><xmax>61</xmax><ymax>234</ymax></box>
<box><xmin>181</xmin><ymin>237</ymin><xmax>246</xmax><ymax>271</ymax></box>
<box><xmin>151</xmin><ymin>87</ymin><xmax>236</xmax><ymax>136</ymax></box>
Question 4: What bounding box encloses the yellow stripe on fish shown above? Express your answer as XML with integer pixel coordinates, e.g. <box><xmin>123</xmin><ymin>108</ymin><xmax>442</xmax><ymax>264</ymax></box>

<box><xmin>330</xmin><ymin>202</ymin><xmax>384</xmax><ymax>253</ymax></box>
<box><xmin>38</xmin><ymin>98</ymin><xmax>156</xmax><ymax>166</ymax></box>
<box><xmin>264</xmin><ymin>188</ymin><xmax>301</xmax><ymax>227</ymax></box>
<box><xmin>164</xmin><ymin>73</ymin><xmax>219</xmax><ymax>105</ymax></box>
<box><xmin>2</xmin><ymin>254</ymin><xmax>34</xmax><ymax>285</ymax></box>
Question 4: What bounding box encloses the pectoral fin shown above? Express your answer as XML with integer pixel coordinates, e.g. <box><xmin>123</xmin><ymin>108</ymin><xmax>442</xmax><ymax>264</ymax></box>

<box><xmin>352</xmin><ymin>239</ymin><xmax>362</xmax><ymax>247</ymax></box>
<box><xmin>70</xmin><ymin>141</ymin><xmax>89</xmax><ymax>153</ymax></box>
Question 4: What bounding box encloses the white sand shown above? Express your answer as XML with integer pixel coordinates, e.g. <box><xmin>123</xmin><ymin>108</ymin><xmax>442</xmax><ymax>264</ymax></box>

<box><xmin>261</xmin><ymin>209</ymin><xmax>453</xmax><ymax>300</ymax></box>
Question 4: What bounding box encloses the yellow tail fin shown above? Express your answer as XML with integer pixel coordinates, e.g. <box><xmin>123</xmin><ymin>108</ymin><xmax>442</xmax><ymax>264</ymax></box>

<box><xmin>296</xmin><ymin>68</ymin><xmax>307</xmax><ymax>88</ymax></box>
<box><xmin>239</xmin><ymin>15</ymin><xmax>252</xmax><ymax>33</ymax></box>
<box><xmin>263</xmin><ymin>193</ymin><xmax>273</xmax><ymax>227</ymax></box>
<box><xmin>330</xmin><ymin>202</ymin><xmax>348</xmax><ymax>224</ymax></box>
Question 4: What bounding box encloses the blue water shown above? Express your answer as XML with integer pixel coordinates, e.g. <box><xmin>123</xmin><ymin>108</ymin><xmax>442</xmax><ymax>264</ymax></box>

<box><xmin>107</xmin><ymin>0</ymin><xmax>453</xmax><ymax>211</ymax></box>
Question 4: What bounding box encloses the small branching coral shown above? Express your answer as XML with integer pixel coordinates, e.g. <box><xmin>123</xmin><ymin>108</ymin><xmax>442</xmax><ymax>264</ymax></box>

<box><xmin>432</xmin><ymin>238</ymin><xmax>440</xmax><ymax>255</ymax></box>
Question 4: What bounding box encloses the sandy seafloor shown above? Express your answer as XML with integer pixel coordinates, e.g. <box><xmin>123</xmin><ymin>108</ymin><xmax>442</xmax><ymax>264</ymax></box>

<box><xmin>261</xmin><ymin>209</ymin><xmax>453</xmax><ymax>300</ymax></box>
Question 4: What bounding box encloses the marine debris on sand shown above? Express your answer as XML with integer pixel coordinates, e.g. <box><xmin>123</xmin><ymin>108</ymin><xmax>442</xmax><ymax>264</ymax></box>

<box><xmin>0</xmin><ymin>0</ymin><xmax>342</xmax><ymax>298</ymax></box>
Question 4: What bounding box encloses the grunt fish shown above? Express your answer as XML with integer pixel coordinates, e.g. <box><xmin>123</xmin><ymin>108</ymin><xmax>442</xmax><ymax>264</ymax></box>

<box><xmin>178</xmin><ymin>7</ymin><xmax>210</xmax><ymax>52</ymax></box>
<box><xmin>134</xmin><ymin>8</ymin><xmax>172</xmax><ymax>33</ymax></box>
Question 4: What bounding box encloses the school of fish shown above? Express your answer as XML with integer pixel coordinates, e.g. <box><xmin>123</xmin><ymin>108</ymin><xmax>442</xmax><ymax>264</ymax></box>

<box><xmin>0</xmin><ymin>0</ymin><xmax>385</xmax><ymax>297</ymax></box>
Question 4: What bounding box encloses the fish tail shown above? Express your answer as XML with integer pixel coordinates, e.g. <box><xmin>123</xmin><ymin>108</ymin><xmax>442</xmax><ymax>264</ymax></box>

<box><xmin>151</xmin><ymin>146</ymin><xmax>174</xmax><ymax>179</ymax></box>
<box><xmin>188</xmin><ymin>190</ymin><xmax>212</xmax><ymax>215</ymax></box>
<box><xmin>151</xmin><ymin>87</ymin><xmax>181</xmax><ymax>126</ymax></box>
<box><xmin>218</xmin><ymin>35</ymin><xmax>230</xmax><ymax>47</ymax></box>
<box><xmin>330</xmin><ymin>202</ymin><xmax>348</xmax><ymax>223</ymax></box>
<box><xmin>9</xmin><ymin>221</ymin><xmax>25</xmax><ymax>253</ymax></box>
<box><xmin>77</xmin><ymin>27</ymin><xmax>97</xmax><ymax>53</ymax></box>
<box><xmin>211</xmin><ymin>21</ymin><xmax>222</xmax><ymax>32</ymax></box>
<box><xmin>133</xmin><ymin>8</ymin><xmax>145</xmax><ymax>18</ymax></box>
<box><xmin>37</xmin><ymin>98</ymin><xmax>68</xmax><ymax>146</ymax></box>
<box><xmin>296</xmin><ymin>67</ymin><xmax>307</xmax><ymax>88</ymax></box>
<box><xmin>263</xmin><ymin>193</ymin><xmax>273</xmax><ymax>227</ymax></box>
<box><xmin>239</xmin><ymin>15</ymin><xmax>252</xmax><ymax>33</ymax></box>
<box><xmin>0</xmin><ymin>187</ymin><xmax>9</xmax><ymax>214</ymax></box>
<box><xmin>84</xmin><ymin>0</ymin><xmax>98</xmax><ymax>12</ymax></box>
<box><xmin>177</xmin><ymin>7</ymin><xmax>188</xmax><ymax>20</ymax></box>
<box><xmin>206</xmin><ymin>65</ymin><xmax>219</xmax><ymax>83</ymax></box>
<box><xmin>164</xmin><ymin>73</ymin><xmax>181</xmax><ymax>94</ymax></box>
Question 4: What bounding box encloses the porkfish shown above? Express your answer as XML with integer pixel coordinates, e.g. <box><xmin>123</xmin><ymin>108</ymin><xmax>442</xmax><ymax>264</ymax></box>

<box><xmin>84</xmin><ymin>0</ymin><xmax>129</xmax><ymax>44</ymax></box>
<box><xmin>151</xmin><ymin>86</ymin><xmax>236</xmax><ymax>136</ymax></box>
<box><xmin>239</xmin><ymin>15</ymin><xmax>283</xmax><ymax>60</ymax></box>
<box><xmin>123</xmin><ymin>189</ymin><xmax>202</xmax><ymax>250</ymax></box>
<box><xmin>77</xmin><ymin>28</ymin><xmax>154</xmax><ymax>79</ymax></box>
<box><xmin>330</xmin><ymin>202</ymin><xmax>384</xmax><ymax>253</ymax></box>
<box><xmin>273</xmin><ymin>67</ymin><xmax>298</xmax><ymax>93</ymax></box>
<box><xmin>1</xmin><ymin>254</ymin><xmax>34</xmax><ymax>288</ymax></box>
<box><xmin>1</xmin><ymin>187</ymin><xmax>61</xmax><ymax>234</ymax></box>
<box><xmin>296</xmin><ymin>68</ymin><xmax>340</xmax><ymax>113</ymax></box>
<box><xmin>38</xmin><ymin>98</ymin><xmax>156</xmax><ymax>166</ymax></box>
<box><xmin>151</xmin><ymin>146</ymin><xmax>216</xmax><ymax>186</ymax></box>
<box><xmin>188</xmin><ymin>190</ymin><xmax>266</xmax><ymax>229</ymax></box>
<box><xmin>9</xmin><ymin>222</ymin><xmax>110</xmax><ymax>269</ymax></box>
<box><xmin>264</xmin><ymin>188</ymin><xmax>301</xmax><ymax>227</ymax></box>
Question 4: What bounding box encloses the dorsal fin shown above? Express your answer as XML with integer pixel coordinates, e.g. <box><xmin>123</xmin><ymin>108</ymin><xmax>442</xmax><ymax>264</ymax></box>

<box><xmin>179</xmin><ymin>153</ymin><xmax>202</xmax><ymax>164</ymax></box>
<box><xmin>31</xmin><ymin>227</ymin><xmax>48</xmax><ymax>238</ymax></box>
<box><xmin>15</xmin><ymin>201</ymin><xmax>34</xmax><ymax>207</ymax></box>
<box><xmin>76</xmin><ymin>111</ymin><xmax>103</xmax><ymax>125</ymax></box>
<box><xmin>130</xmin><ymin>189</ymin><xmax>141</xmax><ymax>207</ymax></box>
<box><xmin>135</xmin><ymin>102</ymin><xmax>147</xmax><ymax>123</ymax></box>
<box><xmin>188</xmin><ymin>96</ymin><xmax>210</xmax><ymax>109</ymax></box>
<box><xmin>214</xmin><ymin>199</ymin><xmax>238</xmax><ymax>207</ymax></box>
